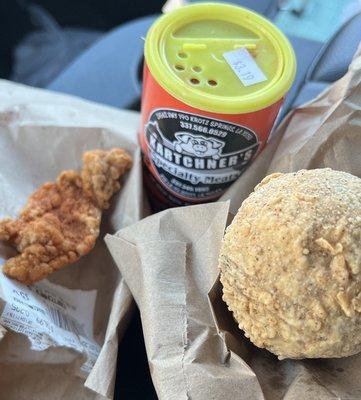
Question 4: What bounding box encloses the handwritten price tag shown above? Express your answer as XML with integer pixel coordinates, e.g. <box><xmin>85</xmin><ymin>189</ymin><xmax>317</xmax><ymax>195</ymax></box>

<box><xmin>223</xmin><ymin>48</ymin><xmax>267</xmax><ymax>87</ymax></box>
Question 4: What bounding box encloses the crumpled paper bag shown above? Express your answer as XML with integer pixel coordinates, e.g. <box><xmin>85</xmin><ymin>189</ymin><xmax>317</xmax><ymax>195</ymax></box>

<box><xmin>105</xmin><ymin>46</ymin><xmax>361</xmax><ymax>399</ymax></box>
<box><xmin>106</xmin><ymin>202</ymin><xmax>264</xmax><ymax>400</ymax></box>
<box><xmin>0</xmin><ymin>79</ymin><xmax>148</xmax><ymax>400</ymax></box>
<box><xmin>223</xmin><ymin>44</ymin><xmax>361</xmax><ymax>215</ymax></box>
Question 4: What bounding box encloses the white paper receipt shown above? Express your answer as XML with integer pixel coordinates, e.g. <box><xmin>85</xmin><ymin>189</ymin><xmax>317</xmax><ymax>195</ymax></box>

<box><xmin>0</xmin><ymin>274</ymin><xmax>101</xmax><ymax>374</ymax></box>
<box><xmin>223</xmin><ymin>48</ymin><xmax>267</xmax><ymax>87</ymax></box>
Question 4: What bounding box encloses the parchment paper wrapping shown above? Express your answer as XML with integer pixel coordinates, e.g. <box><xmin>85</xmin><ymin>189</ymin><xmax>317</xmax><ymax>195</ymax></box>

<box><xmin>106</xmin><ymin>47</ymin><xmax>361</xmax><ymax>399</ymax></box>
<box><xmin>223</xmin><ymin>44</ymin><xmax>361</xmax><ymax>215</ymax></box>
<box><xmin>0</xmin><ymin>79</ymin><xmax>148</xmax><ymax>399</ymax></box>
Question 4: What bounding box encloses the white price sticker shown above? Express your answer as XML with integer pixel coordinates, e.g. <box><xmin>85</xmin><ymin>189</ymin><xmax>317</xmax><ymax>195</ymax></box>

<box><xmin>223</xmin><ymin>48</ymin><xmax>267</xmax><ymax>87</ymax></box>
<box><xmin>0</xmin><ymin>274</ymin><xmax>101</xmax><ymax>374</ymax></box>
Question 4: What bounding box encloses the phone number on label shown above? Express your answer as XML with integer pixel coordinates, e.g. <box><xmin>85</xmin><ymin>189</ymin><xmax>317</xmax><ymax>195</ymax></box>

<box><xmin>179</xmin><ymin>121</ymin><xmax>228</xmax><ymax>138</ymax></box>
<box><xmin>180</xmin><ymin>121</ymin><xmax>208</xmax><ymax>133</ymax></box>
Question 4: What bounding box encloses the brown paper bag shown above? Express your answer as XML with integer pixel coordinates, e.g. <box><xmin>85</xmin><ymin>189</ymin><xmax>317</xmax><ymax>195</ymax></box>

<box><xmin>222</xmin><ymin>44</ymin><xmax>361</xmax><ymax>215</ymax></box>
<box><xmin>106</xmin><ymin>46</ymin><xmax>361</xmax><ymax>399</ymax></box>
<box><xmin>0</xmin><ymin>80</ymin><xmax>148</xmax><ymax>399</ymax></box>
<box><xmin>106</xmin><ymin>202</ymin><xmax>264</xmax><ymax>400</ymax></box>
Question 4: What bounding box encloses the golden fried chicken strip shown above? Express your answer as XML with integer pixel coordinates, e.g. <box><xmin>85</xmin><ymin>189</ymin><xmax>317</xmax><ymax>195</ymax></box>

<box><xmin>0</xmin><ymin>148</ymin><xmax>132</xmax><ymax>284</ymax></box>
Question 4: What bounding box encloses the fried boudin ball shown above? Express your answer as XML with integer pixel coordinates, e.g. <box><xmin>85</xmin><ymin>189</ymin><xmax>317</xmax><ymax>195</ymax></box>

<box><xmin>219</xmin><ymin>169</ymin><xmax>361</xmax><ymax>359</ymax></box>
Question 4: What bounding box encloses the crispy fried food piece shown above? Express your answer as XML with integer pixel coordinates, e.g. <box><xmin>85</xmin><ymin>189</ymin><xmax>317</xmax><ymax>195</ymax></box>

<box><xmin>219</xmin><ymin>169</ymin><xmax>361</xmax><ymax>359</ymax></box>
<box><xmin>81</xmin><ymin>148</ymin><xmax>133</xmax><ymax>209</ymax></box>
<box><xmin>0</xmin><ymin>148</ymin><xmax>132</xmax><ymax>284</ymax></box>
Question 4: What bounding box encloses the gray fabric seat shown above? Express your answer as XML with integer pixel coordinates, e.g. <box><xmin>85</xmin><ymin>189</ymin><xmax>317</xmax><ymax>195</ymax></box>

<box><xmin>49</xmin><ymin>15</ymin><xmax>156</xmax><ymax>109</ymax></box>
<box><xmin>292</xmin><ymin>11</ymin><xmax>361</xmax><ymax>108</ymax></box>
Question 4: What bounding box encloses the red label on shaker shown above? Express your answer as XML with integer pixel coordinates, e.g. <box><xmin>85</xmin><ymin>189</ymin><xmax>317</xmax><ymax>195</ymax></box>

<box><xmin>140</xmin><ymin>3</ymin><xmax>296</xmax><ymax>209</ymax></box>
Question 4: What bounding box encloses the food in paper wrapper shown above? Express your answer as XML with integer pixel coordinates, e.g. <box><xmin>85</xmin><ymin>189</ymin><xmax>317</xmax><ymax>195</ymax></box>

<box><xmin>0</xmin><ymin>148</ymin><xmax>132</xmax><ymax>284</ymax></box>
<box><xmin>219</xmin><ymin>168</ymin><xmax>361</xmax><ymax>359</ymax></box>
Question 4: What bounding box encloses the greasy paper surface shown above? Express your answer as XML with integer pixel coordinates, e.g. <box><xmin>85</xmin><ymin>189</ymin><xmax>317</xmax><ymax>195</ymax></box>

<box><xmin>106</xmin><ymin>46</ymin><xmax>361</xmax><ymax>399</ymax></box>
<box><xmin>0</xmin><ymin>79</ymin><xmax>146</xmax><ymax>399</ymax></box>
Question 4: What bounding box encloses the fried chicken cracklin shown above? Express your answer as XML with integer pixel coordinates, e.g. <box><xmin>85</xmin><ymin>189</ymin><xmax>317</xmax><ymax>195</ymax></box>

<box><xmin>0</xmin><ymin>148</ymin><xmax>132</xmax><ymax>285</ymax></box>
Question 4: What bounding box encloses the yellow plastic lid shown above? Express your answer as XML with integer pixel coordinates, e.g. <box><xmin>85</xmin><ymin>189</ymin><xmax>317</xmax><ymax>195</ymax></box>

<box><xmin>144</xmin><ymin>2</ymin><xmax>296</xmax><ymax>114</ymax></box>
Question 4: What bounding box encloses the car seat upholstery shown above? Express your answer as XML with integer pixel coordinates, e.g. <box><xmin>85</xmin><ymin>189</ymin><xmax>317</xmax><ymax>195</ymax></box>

<box><xmin>48</xmin><ymin>6</ymin><xmax>361</xmax><ymax>114</ymax></box>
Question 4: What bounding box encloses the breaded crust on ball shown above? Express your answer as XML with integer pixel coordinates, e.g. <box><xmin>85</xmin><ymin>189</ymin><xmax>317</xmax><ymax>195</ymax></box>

<box><xmin>219</xmin><ymin>169</ymin><xmax>361</xmax><ymax>359</ymax></box>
